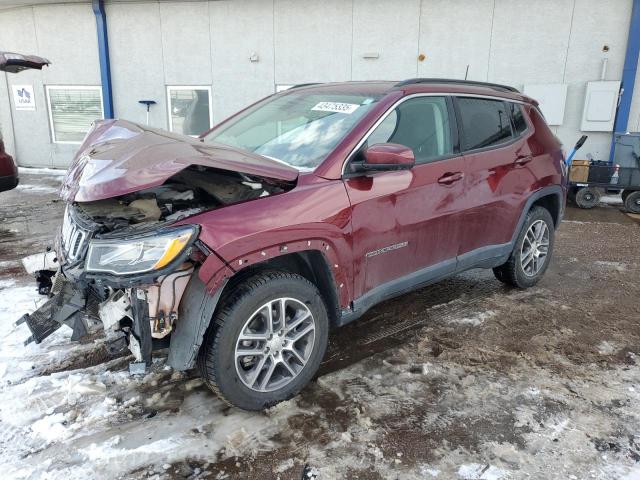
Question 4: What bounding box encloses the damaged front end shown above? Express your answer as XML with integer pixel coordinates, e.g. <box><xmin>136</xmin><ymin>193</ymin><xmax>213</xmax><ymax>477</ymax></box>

<box><xmin>17</xmin><ymin>119</ymin><xmax>297</xmax><ymax>372</ymax></box>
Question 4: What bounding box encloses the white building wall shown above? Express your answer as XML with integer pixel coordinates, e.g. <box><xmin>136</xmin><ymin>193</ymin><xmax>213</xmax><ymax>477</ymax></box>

<box><xmin>0</xmin><ymin>0</ymin><xmax>638</xmax><ymax>167</ymax></box>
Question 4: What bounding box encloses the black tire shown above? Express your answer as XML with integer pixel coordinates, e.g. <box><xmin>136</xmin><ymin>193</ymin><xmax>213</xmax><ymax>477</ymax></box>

<box><xmin>197</xmin><ymin>270</ymin><xmax>329</xmax><ymax>411</ymax></box>
<box><xmin>493</xmin><ymin>206</ymin><xmax>555</xmax><ymax>288</ymax></box>
<box><xmin>624</xmin><ymin>190</ymin><xmax>640</xmax><ymax>214</ymax></box>
<box><xmin>621</xmin><ymin>189</ymin><xmax>633</xmax><ymax>202</ymax></box>
<box><xmin>574</xmin><ymin>187</ymin><xmax>600</xmax><ymax>209</ymax></box>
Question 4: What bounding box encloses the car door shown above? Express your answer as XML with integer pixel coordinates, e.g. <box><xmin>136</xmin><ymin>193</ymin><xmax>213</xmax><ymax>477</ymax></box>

<box><xmin>454</xmin><ymin>97</ymin><xmax>534</xmax><ymax>269</ymax></box>
<box><xmin>344</xmin><ymin>95</ymin><xmax>466</xmax><ymax>302</ymax></box>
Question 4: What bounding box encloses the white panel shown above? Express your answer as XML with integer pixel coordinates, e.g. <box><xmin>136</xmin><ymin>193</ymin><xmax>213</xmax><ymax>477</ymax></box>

<box><xmin>33</xmin><ymin>4</ymin><xmax>100</xmax><ymax>86</ymax></box>
<box><xmin>581</xmin><ymin>81</ymin><xmax>620</xmax><ymax>132</ymax></box>
<box><xmin>210</xmin><ymin>0</ymin><xmax>275</xmax><ymax>123</ymax></box>
<box><xmin>106</xmin><ymin>3</ymin><xmax>167</xmax><ymax>129</ymax></box>
<box><xmin>160</xmin><ymin>2</ymin><xmax>212</xmax><ymax>86</ymax></box>
<box><xmin>274</xmin><ymin>0</ymin><xmax>352</xmax><ymax>84</ymax></box>
<box><xmin>489</xmin><ymin>0</ymin><xmax>574</xmax><ymax>85</ymax></box>
<box><xmin>418</xmin><ymin>0</ymin><xmax>494</xmax><ymax>80</ymax></box>
<box><xmin>351</xmin><ymin>0</ymin><xmax>420</xmax><ymax>81</ymax></box>
<box><xmin>523</xmin><ymin>84</ymin><xmax>568</xmax><ymax>126</ymax></box>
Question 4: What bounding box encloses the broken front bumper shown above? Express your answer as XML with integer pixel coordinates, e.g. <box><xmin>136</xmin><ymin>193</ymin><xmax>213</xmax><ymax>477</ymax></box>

<box><xmin>17</xmin><ymin>249</ymin><xmax>199</xmax><ymax>371</ymax></box>
<box><xmin>17</xmin><ymin>278</ymin><xmax>87</xmax><ymax>345</ymax></box>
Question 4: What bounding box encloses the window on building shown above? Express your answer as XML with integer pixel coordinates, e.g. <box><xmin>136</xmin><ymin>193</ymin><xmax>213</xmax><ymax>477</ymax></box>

<box><xmin>167</xmin><ymin>86</ymin><xmax>212</xmax><ymax>136</ymax></box>
<box><xmin>46</xmin><ymin>86</ymin><xmax>103</xmax><ymax>143</ymax></box>
<box><xmin>366</xmin><ymin>96</ymin><xmax>452</xmax><ymax>163</ymax></box>
<box><xmin>457</xmin><ymin>97</ymin><xmax>513</xmax><ymax>151</ymax></box>
<box><xmin>510</xmin><ymin>102</ymin><xmax>528</xmax><ymax>135</ymax></box>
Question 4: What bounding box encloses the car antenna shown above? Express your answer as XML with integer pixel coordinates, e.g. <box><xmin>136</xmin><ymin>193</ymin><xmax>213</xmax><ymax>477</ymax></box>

<box><xmin>464</xmin><ymin>64</ymin><xmax>469</xmax><ymax>80</ymax></box>
<box><xmin>138</xmin><ymin>100</ymin><xmax>156</xmax><ymax>125</ymax></box>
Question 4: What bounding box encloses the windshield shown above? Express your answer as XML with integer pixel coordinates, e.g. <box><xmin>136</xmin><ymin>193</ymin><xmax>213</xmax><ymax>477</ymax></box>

<box><xmin>204</xmin><ymin>91</ymin><xmax>382</xmax><ymax>170</ymax></box>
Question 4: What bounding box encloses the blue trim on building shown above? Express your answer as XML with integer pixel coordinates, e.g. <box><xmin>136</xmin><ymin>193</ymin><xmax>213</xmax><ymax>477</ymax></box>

<box><xmin>92</xmin><ymin>0</ymin><xmax>114</xmax><ymax>119</ymax></box>
<box><xmin>610</xmin><ymin>0</ymin><xmax>640</xmax><ymax>161</ymax></box>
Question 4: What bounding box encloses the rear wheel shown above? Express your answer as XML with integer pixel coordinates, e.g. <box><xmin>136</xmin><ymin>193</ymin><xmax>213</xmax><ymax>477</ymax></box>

<box><xmin>624</xmin><ymin>190</ymin><xmax>640</xmax><ymax>214</ymax></box>
<box><xmin>493</xmin><ymin>206</ymin><xmax>555</xmax><ymax>288</ymax></box>
<box><xmin>574</xmin><ymin>187</ymin><xmax>600</xmax><ymax>209</ymax></box>
<box><xmin>198</xmin><ymin>271</ymin><xmax>329</xmax><ymax>411</ymax></box>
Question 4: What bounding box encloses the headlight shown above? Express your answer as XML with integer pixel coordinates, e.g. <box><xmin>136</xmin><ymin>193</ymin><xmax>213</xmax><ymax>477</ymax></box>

<box><xmin>86</xmin><ymin>226</ymin><xmax>196</xmax><ymax>275</ymax></box>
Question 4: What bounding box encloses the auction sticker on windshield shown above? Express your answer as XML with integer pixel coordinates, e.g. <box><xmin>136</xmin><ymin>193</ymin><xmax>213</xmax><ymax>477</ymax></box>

<box><xmin>311</xmin><ymin>102</ymin><xmax>360</xmax><ymax>114</ymax></box>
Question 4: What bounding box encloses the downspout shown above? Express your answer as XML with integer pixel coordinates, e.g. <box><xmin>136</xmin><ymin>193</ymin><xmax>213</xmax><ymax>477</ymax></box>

<box><xmin>92</xmin><ymin>0</ymin><xmax>114</xmax><ymax>118</ymax></box>
<box><xmin>609</xmin><ymin>0</ymin><xmax>640</xmax><ymax>161</ymax></box>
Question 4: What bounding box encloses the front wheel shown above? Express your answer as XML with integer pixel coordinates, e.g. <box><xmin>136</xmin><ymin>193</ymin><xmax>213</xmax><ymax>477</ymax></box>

<box><xmin>493</xmin><ymin>206</ymin><xmax>555</xmax><ymax>288</ymax></box>
<box><xmin>198</xmin><ymin>271</ymin><xmax>329</xmax><ymax>411</ymax></box>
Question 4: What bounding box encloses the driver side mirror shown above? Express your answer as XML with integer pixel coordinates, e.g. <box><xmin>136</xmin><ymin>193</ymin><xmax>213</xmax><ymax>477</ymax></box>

<box><xmin>353</xmin><ymin>143</ymin><xmax>415</xmax><ymax>174</ymax></box>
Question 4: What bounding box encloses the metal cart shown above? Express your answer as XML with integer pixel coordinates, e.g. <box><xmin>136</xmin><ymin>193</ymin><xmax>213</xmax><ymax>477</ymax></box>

<box><xmin>568</xmin><ymin>133</ymin><xmax>640</xmax><ymax>213</ymax></box>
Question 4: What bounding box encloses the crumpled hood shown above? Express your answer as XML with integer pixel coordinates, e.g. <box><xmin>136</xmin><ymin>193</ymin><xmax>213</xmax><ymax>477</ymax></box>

<box><xmin>60</xmin><ymin>119</ymin><xmax>299</xmax><ymax>202</ymax></box>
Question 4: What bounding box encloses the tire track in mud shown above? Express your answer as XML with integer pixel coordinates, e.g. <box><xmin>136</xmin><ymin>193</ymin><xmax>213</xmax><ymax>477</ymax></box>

<box><xmin>320</xmin><ymin>271</ymin><xmax>511</xmax><ymax>375</ymax></box>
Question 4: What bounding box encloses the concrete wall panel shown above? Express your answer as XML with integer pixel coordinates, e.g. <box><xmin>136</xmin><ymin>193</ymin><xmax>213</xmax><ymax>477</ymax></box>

<box><xmin>160</xmin><ymin>2</ymin><xmax>212</xmax><ymax>87</ymax></box>
<box><xmin>210</xmin><ymin>0</ymin><xmax>275</xmax><ymax>122</ymax></box>
<box><xmin>0</xmin><ymin>6</ymin><xmax>57</xmax><ymax>167</ymax></box>
<box><xmin>418</xmin><ymin>0</ymin><xmax>494</xmax><ymax>81</ymax></box>
<box><xmin>106</xmin><ymin>2</ymin><xmax>166</xmax><ymax>128</ymax></box>
<box><xmin>351</xmin><ymin>0</ymin><xmax>420</xmax><ymax>81</ymax></box>
<box><xmin>0</xmin><ymin>0</ymin><xmax>638</xmax><ymax>168</ymax></box>
<box><xmin>488</xmin><ymin>0</ymin><xmax>574</xmax><ymax>85</ymax></box>
<box><xmin>274</xmin><ymin>0</ymin><xmax>352</xmax><ymax>84</ymax></box>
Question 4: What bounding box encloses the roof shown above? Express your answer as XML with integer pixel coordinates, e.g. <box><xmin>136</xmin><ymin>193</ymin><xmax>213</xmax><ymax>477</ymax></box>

<box><xmin>287</xmin><ymin>79</ymin><xmax>534</xmax><ymax>104</ymax></box>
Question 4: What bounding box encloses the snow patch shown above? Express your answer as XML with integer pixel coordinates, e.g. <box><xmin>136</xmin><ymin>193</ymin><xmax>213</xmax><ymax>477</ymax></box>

<box><xmin>457</xmin><ymin>463</ymin><xmax>508</xmax><ymax>479</ymax></box>
<box><xmin>15</xmin><ymin>183</ymin><xmax>59</xmax><ymax>194</ymax></box>
<box><xmin>19</xmin><ymin>166</ymin><xmax>66</xmax><ymax>176</ymax></box>
<box><xmin>449</xmin><ymin>310</ymin><xmax>496</xmax><ymax>327</ymax></box>
<box><xmin>275</xmin><ymin>458</ymin><xmax>295</xmax><ymax>473</ymax></box>
<box><xmin>594</xmin><ymin>260</ymin><xmax>627</xmax><ymax>272</ymax></box>
<box><xmin>598</xmin><ymin>341</ymin><xmax>619</xmax><ymax>355</ymax></box>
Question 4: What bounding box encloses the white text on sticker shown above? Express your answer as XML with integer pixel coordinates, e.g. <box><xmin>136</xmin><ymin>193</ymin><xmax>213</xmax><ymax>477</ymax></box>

<box><xmin>311</xmin><ymin>102</ymin><xmax>360</xmax><ymax>114</ymax></box>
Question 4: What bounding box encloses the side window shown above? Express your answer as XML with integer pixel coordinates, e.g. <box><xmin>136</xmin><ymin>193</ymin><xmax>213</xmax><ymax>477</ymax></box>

<box><xmin>366</xmin><ymin>96</ymin><xmax>452</xmax><ymax>163</ymax></box>
<box><xmin>457</xmin><ymin>97</ymin><xmax>513</xmax><ymax>151</ymax></box>
<box><xmin>509</xmin><ymin>102</ymin><xmax>528</xmax><ymax>135</ymax></box>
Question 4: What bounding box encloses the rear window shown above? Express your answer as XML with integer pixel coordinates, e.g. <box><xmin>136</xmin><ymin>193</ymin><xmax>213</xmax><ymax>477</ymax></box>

<box><xmin>457</xmin><ymin>97</ymin><xmax>512</xmax><ymax>151</ymax></box>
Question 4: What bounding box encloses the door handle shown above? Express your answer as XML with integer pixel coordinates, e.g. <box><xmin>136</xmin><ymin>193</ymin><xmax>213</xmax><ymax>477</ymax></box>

<box><xmin>515</xmin><ymin>154</ymin><xmax>533</xmax><ymax>166</ymax></box>
<box><xmin>437</xmin><ymin>172</ymin><xmax>464</xmax><ymax>185</ymax></box>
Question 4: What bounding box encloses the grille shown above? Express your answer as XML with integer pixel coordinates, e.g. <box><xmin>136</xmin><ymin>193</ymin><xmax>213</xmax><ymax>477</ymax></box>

<box><xmin>60</xmin><ymin>206</ymin><xmax>91</xmax><ymax>263</ymax></box>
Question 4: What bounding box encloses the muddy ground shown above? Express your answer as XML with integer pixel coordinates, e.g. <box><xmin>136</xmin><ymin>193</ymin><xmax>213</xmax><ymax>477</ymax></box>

<box><xmin>0</xmin><ymin>170</ymin><xmax>639</xmax><ymax>479</ymax></box>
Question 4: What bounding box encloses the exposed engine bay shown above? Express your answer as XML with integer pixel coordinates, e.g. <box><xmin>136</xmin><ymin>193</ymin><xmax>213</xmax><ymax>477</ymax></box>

<box><xmin>18</xmin><ymin>165</ymin><xmax>293</xmax><ymax>372</ymax></box>
<box><xmin>75</xmin><ymin>165</ymin><xmax>288</xmax><ymax>231</ymax></box>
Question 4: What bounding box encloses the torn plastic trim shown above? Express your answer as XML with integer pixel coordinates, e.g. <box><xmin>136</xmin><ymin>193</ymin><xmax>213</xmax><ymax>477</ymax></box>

<box><xmin>17</xmin><ymin>281</ymin><xmax>88</xmax><ymax>345</ymax></box>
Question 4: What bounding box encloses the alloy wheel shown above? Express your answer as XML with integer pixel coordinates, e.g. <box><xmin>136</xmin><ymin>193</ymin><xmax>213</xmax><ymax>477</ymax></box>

<box><xmin>520</xmin><ymin>219</ymin><xmax>550</xmax><ymax>277</ymax></box>
<box><xmin>234</xmin><ymin>297</ymin><xmax>316</xmax><ymax>392</ymax></box>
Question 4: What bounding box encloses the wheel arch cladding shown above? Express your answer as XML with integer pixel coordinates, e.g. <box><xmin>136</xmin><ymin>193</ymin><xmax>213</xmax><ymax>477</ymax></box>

<box><xmin>510</xmin><ymin>186</ymin><xmax>563</xmax><ymax>247</ymax></box>
<box><xmin>167</xmin><ymin>272</ymin><xmax>228</xmax><ymax>371</ymax></box>
<box><xmin>201</xmin><ymin>238</ymin><xmax>350</xmax><ymax>311</ymax></box>
<box><xmin>531</xmin><ymin>191</ymin><xmax>561</xmax><ymax>227</ymax></box>
<box><xmin>218</xmin><ymin>249</ymin><xmax>342</xmax><ymax>328</ymax></box>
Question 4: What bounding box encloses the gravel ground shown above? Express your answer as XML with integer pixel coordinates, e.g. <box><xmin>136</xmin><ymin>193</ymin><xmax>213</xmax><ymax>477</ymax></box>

<box><xmin>0</xmin><ymin>171</ymin><xmax>639</xmax><ymax>479</ymax></box>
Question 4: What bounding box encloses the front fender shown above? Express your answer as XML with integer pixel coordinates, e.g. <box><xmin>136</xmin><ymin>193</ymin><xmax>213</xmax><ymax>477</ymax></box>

<box><xmin>199</xmin><ymin>237</ymin><xmax>352</xmax><ymax>310</ymax></box>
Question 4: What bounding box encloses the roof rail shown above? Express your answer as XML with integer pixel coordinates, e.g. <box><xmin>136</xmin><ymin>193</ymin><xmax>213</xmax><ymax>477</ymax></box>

<box><xmin>395</xmin><ymin>78</ymin><xmax>519</xmax><ymax>93</ymax></box>
<box><xmin>288</xmin><ymin>82</ymin><xmax>321</xmax><ymax>90</ymax></box>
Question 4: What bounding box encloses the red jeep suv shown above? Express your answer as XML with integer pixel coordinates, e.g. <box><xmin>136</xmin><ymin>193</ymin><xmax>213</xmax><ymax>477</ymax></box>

<box><xmin>20</xmin><ymin>79</ymin><xmax>565</xmax><ymax>410</ymax></box>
